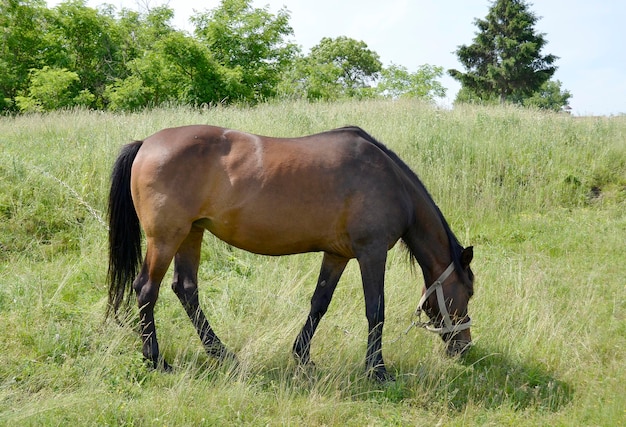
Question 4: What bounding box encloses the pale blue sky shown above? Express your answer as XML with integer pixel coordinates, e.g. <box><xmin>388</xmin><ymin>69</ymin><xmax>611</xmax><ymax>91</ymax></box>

<box><xmin>48</xmin><ymin>0</ymin><xmax>626</xmax><ymax>116</ymax></box>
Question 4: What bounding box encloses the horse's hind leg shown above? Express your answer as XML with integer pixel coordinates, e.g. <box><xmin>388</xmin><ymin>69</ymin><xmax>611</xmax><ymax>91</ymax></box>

<box><xmin>293</xmin><ymin>252</ymin><xmax>348</xmax><ymax>365</ymax></box>
<box><xmin>172</xmin><ymin>225</ymin><xmax>235</xmax><ymax>362</ymax></box>
<box><xmin>134</xmin><ymin>238</ymin><xmax>181</xmax><ymax>370</ymax></box>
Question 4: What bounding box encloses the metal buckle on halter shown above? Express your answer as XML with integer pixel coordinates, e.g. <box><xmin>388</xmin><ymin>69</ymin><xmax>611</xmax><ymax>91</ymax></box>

<box><xmin>414</xmin><ymin>262</ymin><xmax>472</xmax><ymax>335</ymax></box>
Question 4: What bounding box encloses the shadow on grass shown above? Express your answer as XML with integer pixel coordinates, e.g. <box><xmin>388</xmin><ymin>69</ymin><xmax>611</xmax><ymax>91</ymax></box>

<box><xmin>354</xmin><ymin>345</ymin><xmax>574</xmax><ymax>412</ymax></box>
<box><xmin>454</xmin><ymin>346</ymin><xmax>573</xmax><ymax>411</ymax></box>
<box><xmin>240</xmin><ymin>345</ymin><xmax>574</xmax><ymax>413</ymax></box>
<box><xmin>151</xmin><ymin>341</ymin><xmax>573</xmax><ymax>414</ymax></box>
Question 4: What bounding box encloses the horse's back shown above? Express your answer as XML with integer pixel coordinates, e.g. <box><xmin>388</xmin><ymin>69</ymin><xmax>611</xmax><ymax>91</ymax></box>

<box><xmin>131</xmin><ymin>125</ymin><xmax>413</xmax><ymax>257</ymax></box>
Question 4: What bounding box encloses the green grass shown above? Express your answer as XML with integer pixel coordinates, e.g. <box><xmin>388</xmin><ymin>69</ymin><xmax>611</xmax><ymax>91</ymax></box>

<box><xmin>1</xmin><ymin>100</ymin><xmax>625</xmax><ymax>425</ymax></box>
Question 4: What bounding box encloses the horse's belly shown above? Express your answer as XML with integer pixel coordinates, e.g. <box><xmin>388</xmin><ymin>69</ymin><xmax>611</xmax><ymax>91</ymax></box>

<box><xmin>194</xmin><ymin>212</ymin><xmax>348</xmax><ymax>257</ymax></box>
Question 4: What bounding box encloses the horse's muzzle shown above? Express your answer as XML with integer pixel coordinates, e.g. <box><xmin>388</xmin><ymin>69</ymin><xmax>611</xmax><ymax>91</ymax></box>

<box><xmin>444</xmin><ymin>329</ymin><xmax>472</xmax><ymax>356</ymax></box>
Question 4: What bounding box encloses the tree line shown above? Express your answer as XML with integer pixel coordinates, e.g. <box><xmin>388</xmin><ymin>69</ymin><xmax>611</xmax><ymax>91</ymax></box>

<box><xmin>1</xmin><ymin>0</ymin><xmax>570</xmax><ymax>113</ymax></box>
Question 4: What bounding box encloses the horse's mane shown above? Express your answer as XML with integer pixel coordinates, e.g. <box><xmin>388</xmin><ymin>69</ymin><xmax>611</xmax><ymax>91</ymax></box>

<box><xmin>336</xmin><ymin>126</ymin><xmax>465</xmax><ymax>270</ymax></box>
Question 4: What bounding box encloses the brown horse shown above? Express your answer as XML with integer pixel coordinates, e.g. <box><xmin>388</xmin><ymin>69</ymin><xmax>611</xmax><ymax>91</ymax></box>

<box><xmin>107</xmin><ymin>125</ymin><xmax>474</xmax><ymax>381</ymax></box>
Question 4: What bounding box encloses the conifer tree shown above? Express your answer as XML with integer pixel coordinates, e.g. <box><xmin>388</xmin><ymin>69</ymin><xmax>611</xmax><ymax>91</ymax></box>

<box><xmin>449</xmin><ymin>0</ymin><xmax>557</xmax><ymax>104</ymax></box>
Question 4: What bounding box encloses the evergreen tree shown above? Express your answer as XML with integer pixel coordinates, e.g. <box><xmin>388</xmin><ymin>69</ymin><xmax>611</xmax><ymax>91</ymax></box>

<box><xmin>449</xmin><ymin>0</ymin><xmax>557</xmax><ymax>104</ymax></box>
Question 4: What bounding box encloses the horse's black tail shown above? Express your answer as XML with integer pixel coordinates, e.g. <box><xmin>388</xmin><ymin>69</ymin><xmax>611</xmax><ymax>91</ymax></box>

<box><xmin>106</xmin><ymin>140</ymin><xmax>144</xmax><ymax>319</ymax></box>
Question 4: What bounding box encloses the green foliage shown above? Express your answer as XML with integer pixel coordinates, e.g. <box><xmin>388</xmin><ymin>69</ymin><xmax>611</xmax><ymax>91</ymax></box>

<box><xmin>377</xmin><ymin>64</ymin><xmax>446</xmax><ymax>100</ymax></box>
<box><xmin>449</xmin><ymin>0</ymin><xmax>561</xmax><ymax>106</ymax></box>
<box><xmin>521</xmin><ymin>79</ymin><xmax>572</xmax><ymax>111</ymax></box>
<box><xmin>192</xmin><ymin>0</ymin><xmax>298</xmax><ymax>103</ymax></box>
<box><xmin>14</xmin><ymin>66</ymin><xmax>92</xmax><ymax>112</ymax></box>
<box><xmin>1</xmin><ymin>0</ymin><xmax>449</xmax><ymax>111</ymax></box>
<box><xmin>309</xmin><ymin>36</ymin><xmax>382</xmax><ymax>94</ymax></box>
<box><xmin>47</xmin><ymin>0</ymin><xmax>125</xmax><ymax>108</ymax></box>
<box><xmin>454</xmin><ymin>85</ymin><xmax>497</xmax><ymax>106</ymax></box>
<box><xmin>1</xmin><ymin>0</ymin><xmax>299</xmax><ymax>111</ymax></box>
<box><xmin>103</xmin><ymin>75</ymin><xmax>154</xmax><ymax>112</ymax></box>
<box><xmin>1</xmin><ymin>102</ymin><xmax>625</xmax><ymax>425</ymax></box>
<box><xmin>102</xmin><ymin>7</ymin><xmax>181</xmax><ymax>110</ymax></box>
<box><xmin>278</xmin><ymin>36</ymin><xmax>382</xmax><ymax>101</ymax></box>
<box><xmin>457</xmin><ymin>78</ymin><xmax>572</xmax><ymax>112</ymax></box>
<box><xmin>0</xmin><ymin>0</ymin><xmax>52</xmax><ymax>110</ymax></box>
<box><xmin>277</xmin><ymin>57</ymin><xmax>345</xmax><ymax>101</ymax></box>
<box><xmin>153</xmin><ymin>32</ymin><xmax>237</xmax><ymax>105</ymax></box>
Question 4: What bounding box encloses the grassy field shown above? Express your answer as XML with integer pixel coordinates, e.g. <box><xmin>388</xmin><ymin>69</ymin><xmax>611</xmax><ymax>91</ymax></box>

<box><xmin>0</xmin><ymin>100</ymin><xmax>624</xmax><ymax>426</ymax></box>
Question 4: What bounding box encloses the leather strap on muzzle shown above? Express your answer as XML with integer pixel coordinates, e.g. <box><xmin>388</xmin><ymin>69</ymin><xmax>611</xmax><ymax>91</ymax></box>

<box><xmin>415</xmin><ymin>262</ymin><xmax>472</xmax><ymax>335</ymax></box>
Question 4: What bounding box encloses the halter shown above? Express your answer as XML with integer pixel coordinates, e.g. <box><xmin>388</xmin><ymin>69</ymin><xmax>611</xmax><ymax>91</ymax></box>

<box><xmin>413</xmin><ymin>262</ymin><xmax>472</xmax><ymax>335</ymax></box>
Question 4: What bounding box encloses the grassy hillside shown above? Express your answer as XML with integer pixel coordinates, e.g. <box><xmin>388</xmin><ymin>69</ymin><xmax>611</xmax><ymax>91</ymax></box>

<box><xmin>1</xmin><ymin>100</ymin><xmax>624</xmax><ymax>425</ymax></box>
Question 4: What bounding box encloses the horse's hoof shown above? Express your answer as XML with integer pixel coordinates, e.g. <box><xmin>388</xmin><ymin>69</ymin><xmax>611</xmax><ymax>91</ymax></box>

<box><xmin>294</xmin><ymin>356</ymin><xmax>316</xmax><ymax>368</ymax></box>
<box><xmin>296</xmin><ymin>360</ymin><xmax>317</xmax><ymax>373</ymax></box>
<box><xmin>292</xmin><ymin>349</ymin><xmax>312</xmax><ymax>366</ymax></box>
<box><xmin>146</xmin><ymin>357</ymin><xmax>173</xmax><ymax>372</ymax></box>
<box><xmin>217</xmin><ymin>348</ymin><xmax>238</xmax><ymax>364</ymax></box>
<box><xmin>367</xmin><ymin>367</ymin><xmax>395</xmax><ymax>383</ymax></box>
<box><xmin>446</xmin><ymin>340</ymin><xmax>472</xmax><ymax>357</ymax></box>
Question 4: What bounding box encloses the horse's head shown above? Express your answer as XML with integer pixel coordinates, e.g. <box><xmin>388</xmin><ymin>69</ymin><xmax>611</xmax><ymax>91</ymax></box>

<box><xmin>417</xmin><ymin>246</ymin><xmax>474</xmax><ymax>356</ymax></box>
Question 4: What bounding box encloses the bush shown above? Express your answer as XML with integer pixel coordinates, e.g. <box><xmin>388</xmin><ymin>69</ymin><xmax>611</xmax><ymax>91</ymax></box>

<box><xmin>15</xmin><ymin>67</ymin><xmax>93</xmax><ymax>112</ymax></box>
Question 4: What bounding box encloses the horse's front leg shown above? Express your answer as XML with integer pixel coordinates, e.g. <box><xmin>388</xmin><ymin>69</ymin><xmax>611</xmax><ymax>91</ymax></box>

<box><xmin>357</xmin><ymin>250</ymin><xmax>394</xmax><ymax>382</ymax></box>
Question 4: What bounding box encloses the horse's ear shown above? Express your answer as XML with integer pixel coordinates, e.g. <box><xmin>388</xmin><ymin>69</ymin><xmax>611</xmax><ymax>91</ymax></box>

<box><xmin>461</xmin><ymin>246</ymin><xmax>473</xmax><ymax>268</ymax></box>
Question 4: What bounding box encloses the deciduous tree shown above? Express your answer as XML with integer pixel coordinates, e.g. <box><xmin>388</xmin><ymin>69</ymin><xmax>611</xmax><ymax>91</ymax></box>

<box><xmin>377</xmin><ymin>64</ymin><xmax>446</xmax><ymax>101</ymax></box>
<box><xmin>278</xmin><ymin>36</ymin><xmax>382</xmax><ymax>101</ymax></box>
<box><xmin>0</xmin><ymin>0</ymin><xmax>51</xmax><ymax>111</ymax></box>
<box><xmin>192</xmin><ymin>0</ymin><xmax>298</xmax><ymax>103</ymax></box>
<box><xmin>15</xmin><ymin>66</ymin><xmax>93</xmax><ymax>112</ymax></box>
<box><xmin>521</xmin><ymin>79</ymin><xmax>571</xmax><ymax>111</ymax></box>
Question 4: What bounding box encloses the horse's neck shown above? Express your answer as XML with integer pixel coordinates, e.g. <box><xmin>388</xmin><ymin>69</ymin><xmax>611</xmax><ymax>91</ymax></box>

<box><xmin>404</xmin><ymin>198</ymin><xmax>453</xmax><ymax>283</ymax></box>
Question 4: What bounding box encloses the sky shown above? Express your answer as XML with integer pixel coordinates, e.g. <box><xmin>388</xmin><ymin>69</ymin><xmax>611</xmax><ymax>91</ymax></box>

<box><xmin>47</xmin><ymin>0</ymin><xmax>626</xmax><ymax>116</ymax></box>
